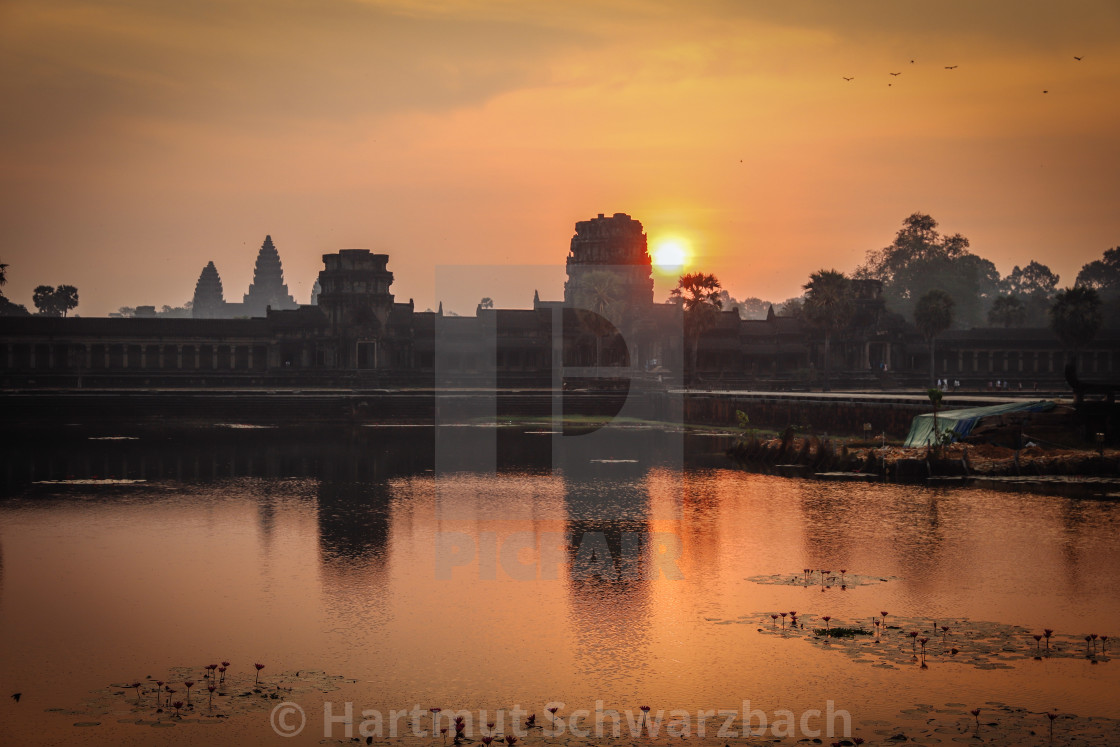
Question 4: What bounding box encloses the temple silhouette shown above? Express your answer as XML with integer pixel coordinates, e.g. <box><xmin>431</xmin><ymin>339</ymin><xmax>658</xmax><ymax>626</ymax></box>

<box><xmin>191</xmin><ymin>235</ymin><xmax>299</xmax><ymax>319</ymax></box>
<box><xmin>0</xmin><ymin>213</ymin><xmax>1116</xmax><ymax>389</ymax></box>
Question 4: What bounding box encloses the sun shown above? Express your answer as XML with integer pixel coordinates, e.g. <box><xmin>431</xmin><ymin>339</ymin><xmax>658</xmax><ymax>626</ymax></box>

<box><xmin>651</xmin><ymin>238</ymin><xmax>690</xmax><ymax>273</ymax></box>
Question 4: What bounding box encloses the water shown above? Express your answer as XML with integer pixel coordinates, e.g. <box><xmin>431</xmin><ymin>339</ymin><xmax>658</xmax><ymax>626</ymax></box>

<box><xmin>1</xmin><ymin>425</ymin><xmax>1118</xmax><ymax>745</ymax></box>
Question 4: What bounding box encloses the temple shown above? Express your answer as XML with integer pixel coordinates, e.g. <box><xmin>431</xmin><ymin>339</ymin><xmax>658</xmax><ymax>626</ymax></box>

<box><xmin>191</xmin><ymin>261</ymin><xmax>226</xmax><ymax>319</ymax></box>
<box><xmin>241</xmin><ymin>235</ymin><xmax>298</xmax><ymax>317</ymax></box>
<box><xmin>1</xmin><ymin>215</ymin><xmax>1118</xmax><ymax>390</ymax></box>
<box><xmin>190</xmin><ymin>236</ymin><xmax>299</xmax><ymax>318</ymax></box>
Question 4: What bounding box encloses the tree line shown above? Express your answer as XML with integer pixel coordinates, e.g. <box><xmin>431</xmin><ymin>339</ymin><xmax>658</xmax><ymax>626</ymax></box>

<box><xmin>0</xmin><ymin>262</ymin><xmax>80</xmax><ymax>317</ymax></box>
<box><xmin>774</xmin><ymin>213</ymin><xmax>1115</xmax><ymax>388</ymax></box>
<box><xmin>664</xmin><ymin>213</ymin><xmax>1115</xmax><ymax>389</ymax></box>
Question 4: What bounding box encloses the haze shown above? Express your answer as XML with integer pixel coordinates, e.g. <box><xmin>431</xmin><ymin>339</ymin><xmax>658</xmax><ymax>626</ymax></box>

<box><xmin>2</xmin><ymin>0</ymin><xmax>1118</xmax><ymax>316</ymax></box>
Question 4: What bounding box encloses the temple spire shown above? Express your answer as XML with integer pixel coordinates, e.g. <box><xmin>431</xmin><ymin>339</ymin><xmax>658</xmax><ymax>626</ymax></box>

<box><xmin>191</xmin><ymin>261</ymin><xmax>226</xmax><ymax>319</ymax></box>
<box><xmin>243</xmin><ymin>235</ymin><xmax>297</xmax><ymax>316</ymax></box>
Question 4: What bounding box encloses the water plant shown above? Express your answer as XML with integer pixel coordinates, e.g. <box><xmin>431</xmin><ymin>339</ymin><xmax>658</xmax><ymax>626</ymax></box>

<box><xmin>184</xmin><ymin>680</ymin><xmax>194</xmax><ymax>706</ymax></box>
<box><xmin>207</xmin><ymin>684</ymin><xmax>216</xmax><ymax>709</ymax></box>
<box><xmin>254</xmin><ymin>663</ymin><xmax>265</xmax><ymax>684</ymax></box>
<box><xmin>130</xmin><ymin>682</ymin><xmax>143</xmax><ymax>704</ymax></box>
<box><xmin>970</xmin><ymin>708</ymin><xmax>981</xmax><ymax>730</ymax></box>
<box><xmin>172</xmin><ymin>700</ymin><xmax>184</xmax><ymax>718</ymax></box>
<box><xmin>454</xmin><ymin>716</ymin><xmax>466</xmax><ymax>743</ymax></box>
<box><xmin>816</xmin><ymin>626</ymin><xmax>871</xmax><ymax>639</ymax></box>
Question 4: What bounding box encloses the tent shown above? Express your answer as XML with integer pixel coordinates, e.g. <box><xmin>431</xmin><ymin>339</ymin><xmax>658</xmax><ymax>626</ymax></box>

<box><xmin>904</xmin><ymin>400</ymin><xmax>1056</xmax><ymax>447</ymax></box>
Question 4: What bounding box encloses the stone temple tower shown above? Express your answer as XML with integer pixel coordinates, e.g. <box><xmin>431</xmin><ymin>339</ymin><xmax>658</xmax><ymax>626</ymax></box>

<box><xmin>242</xmin><ymin>235</ymin><xmax>298</xmax><ymax>317</ymax></box>
<box><xmin>563</xmin><ymin>213</ymin><xmax>654</xmax><ymax>309</ymax></box>
<box><xmin>191</xmin><ymin>261</ymin><xmax>226</xmax><ymax>319</ymax></box>
<box><xmin>316</xmin><ymin>250</ymin><xmax>396</xmax><ymax>368</ymax></box>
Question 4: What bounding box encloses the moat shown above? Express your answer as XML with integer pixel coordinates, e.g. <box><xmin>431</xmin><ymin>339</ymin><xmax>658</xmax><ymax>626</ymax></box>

<box><xmin>1</xmin><ymin>425</ymin><xmax>1118</xmax><ymax>745</ymax></box>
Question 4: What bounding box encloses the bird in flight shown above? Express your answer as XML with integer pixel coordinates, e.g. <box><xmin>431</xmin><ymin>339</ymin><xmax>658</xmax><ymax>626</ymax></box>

<box><xmin>889</xmin><ymin>72</ymin><xmax>901</xmax><ymax>76</ymax></box>
<box><xmin>842</xmin><ymin>76</ymin><xmax>853</xmax><ymax>81</ymax></box>
<box><xmin>910</xmin><ymin>59</ymin><xmax>915</xmax><ymax>64</ymax></box>
<box><xmin>945</xmin><ymin>65</ymin><xmax>958</xmax><ymax>70</ymax></box>
<box><xmin>11</xmin><ymin>693</ymin><xmax>21</xmax><ymax>703</ymax></box>
<box><xmin>1074</xmin><ymin>56</ymin><xmax>1083</xmax><ymax>61</ymax></box>
<box><xmin>1043</xmin><ymin>90</ymin><xmax>1049</xmax><ymax>94</ymax></box>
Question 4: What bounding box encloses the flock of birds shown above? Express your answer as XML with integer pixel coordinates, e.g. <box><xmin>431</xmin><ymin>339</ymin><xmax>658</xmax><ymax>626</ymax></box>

<box><xmin>842</xmin><ymin>56</ymin><xmax>1083</xmax><ymax>92</ymax></box>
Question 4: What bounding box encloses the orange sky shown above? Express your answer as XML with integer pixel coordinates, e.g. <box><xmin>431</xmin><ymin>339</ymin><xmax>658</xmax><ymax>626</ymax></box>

<box><xmin>1</xmin><ymin>0</ymin><xmax>1118</xmax><ymax>317</ymax></box>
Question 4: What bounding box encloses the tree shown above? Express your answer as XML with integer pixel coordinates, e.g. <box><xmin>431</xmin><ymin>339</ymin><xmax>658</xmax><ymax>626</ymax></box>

<box><xmin>987</xmin><ymin>295</ymin><xmax>1026</xmax><ymax>328</ymax></box>
<box><xmin>1075</xmin><ymin>247</ymin><xmax>1120</xmax><ymax>326</ymax></box>
<box><xmin>33</xmin><ymin>285</ymin><xmax>79</xmax><ymax>317</ymax></box>
<box><xmin>0</xmin><ymin>259</ymin><xmax>30</xmax><ymax>315</ymax></box>
<box><xmin>1049</xmin><ymin>286</ymin><xmax>1102</xmax><ymax>376</ymax></box>
<box><xmin>1002</xmin><ymin>260</ymin><xmax>1059</xmax><ymax>297</ymax></box>
<box><xmin>1075</xmin><ymin>247</ymin><xmax>1120</xmax><ymax>291</ymax></box>
<box><xmin>479</xmin><ymin>297</ymin><xmax>494</xmax><ymax>309</ymax></box>
<box><xmin>670</xmin><ymin>272</ymin><xmax>722</xmax><ymax>384</ymax></box>
<box><xmin>54</xmin><ymin>285</ymin><xmax>78</xmax><ymax>316</ymax></box>
<box><xmin>33</xmin><ymin>285</ymin><xmax>58</xmax><ymax>316</ymax></box>
<box><xmin>1000</xmin><ymin>261</ymin><xmax>1059</xmax><ymax>325</ymax></box>
<box><xmin>716</xmin><ymin>290</ymin><xmax>772</xmax><ymax>320</ymax></box>
<box><xmin>927</xmin><ymin>387</ymin><xmax>945</xmax><ymax>449</ymax></box>
<box><xmin>858</xmin><ymin>213</ymin><xmax>999</xmax><ymax>327</ymax></box>
<box><xmin>802</xmin><ymin>269</ymin><xmax>854</xmax><ymax>392</ymax></box>
<box><xmin>914</xmin><ymin>289</ymin><xmax>954</xmax><ymax>387</ymax></box>
<box><xmin>776</xmin><ymin>296</ymin><xmax>804</xmax><ymax>318</ymax></box>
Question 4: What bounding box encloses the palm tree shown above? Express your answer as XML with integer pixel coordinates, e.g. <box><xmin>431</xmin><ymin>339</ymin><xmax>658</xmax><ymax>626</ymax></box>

<box><xmin>670</xmin><ymin>273</ymin><xmax>722</xmax><ymax>385</ymax></box>
<box><xmin>802</xmin><ymin>269</ymin><xmax>854</xmax><ymax>392</ymax></box>
<box><xmin>914</xmin><ymin>289</ymin><xmax>954</xmax><ymax>387</ymax></box>
<box><xmin>1049</xmin><ymin>286</ymin><xmax>1102</xmax><ymax>378</ymax></box>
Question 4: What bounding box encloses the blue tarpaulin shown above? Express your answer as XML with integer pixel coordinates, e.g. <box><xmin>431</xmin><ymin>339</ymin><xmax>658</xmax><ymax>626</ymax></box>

<box><xmin>904</xmin><ymin>400</ymin><xmax>1056</xmax><ymax>447</ymax></box>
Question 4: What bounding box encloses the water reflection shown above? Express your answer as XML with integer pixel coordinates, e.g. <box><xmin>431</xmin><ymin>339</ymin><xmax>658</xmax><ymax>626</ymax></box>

<box><xmin>2</xmin><ymin>425</ymin><xmax>1120</xmax><ymax>743</ymax></box>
